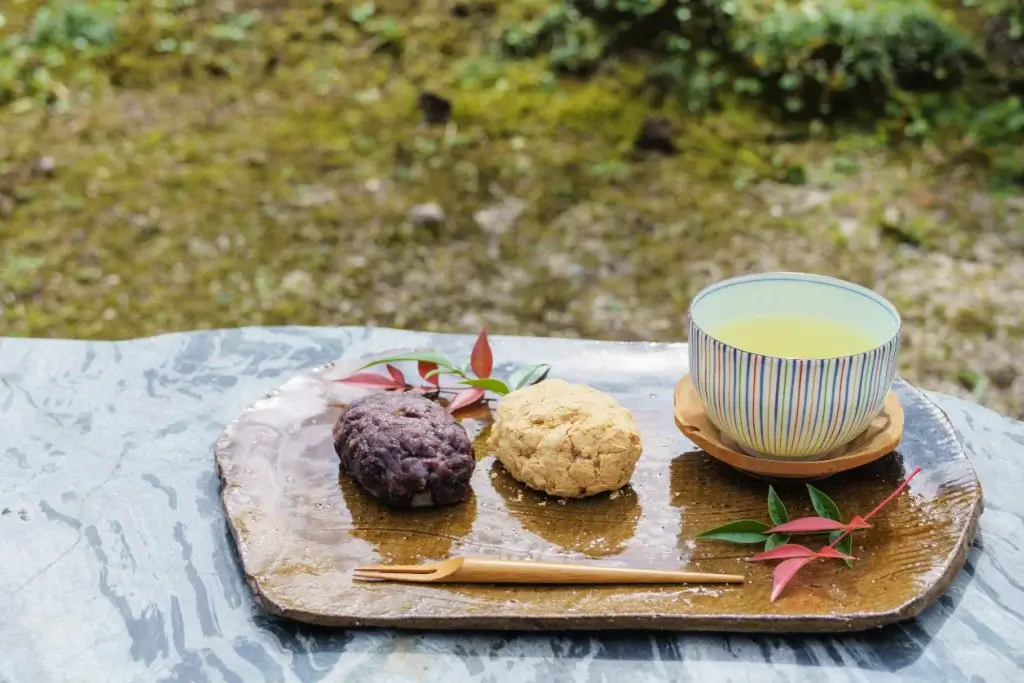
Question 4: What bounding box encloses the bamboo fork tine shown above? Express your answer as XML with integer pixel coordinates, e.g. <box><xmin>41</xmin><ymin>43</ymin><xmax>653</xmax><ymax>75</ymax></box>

<box><xmin>354</xmin><ymin>558</ymin><xmax>464</xmax><ymax>576</ymax></box>
<box><xmin>353</xmin><ymin>571</ymin><xmax>437</xmax><ymax>582</ymax></box>
<box><xmin>350</xmin><ymin>557</ymin><xmax>744</xmax><ymax>585</ymax></box>
<box><xmin>353</xmin><ymin>565</ymin><xmax>437</xmax><ymax>574</ymax></box>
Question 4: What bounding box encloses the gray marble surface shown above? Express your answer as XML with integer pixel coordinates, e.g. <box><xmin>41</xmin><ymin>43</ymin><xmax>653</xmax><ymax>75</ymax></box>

<box><xmin>1</xmin><ymin>326</ymin><xmax>1022</xmax><ymax>683</ymax></box>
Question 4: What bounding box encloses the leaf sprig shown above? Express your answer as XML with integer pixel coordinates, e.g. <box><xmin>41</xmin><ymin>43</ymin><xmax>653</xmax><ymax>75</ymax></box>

<box><xmin>334</xmin><ymin>327</ymin><xmax>550</xmax><ymax>414</ymax></box>
<box><xmin>696</xmin><ymin>467</ymin><xmax>922</xmax><ymax>602</ymax></box>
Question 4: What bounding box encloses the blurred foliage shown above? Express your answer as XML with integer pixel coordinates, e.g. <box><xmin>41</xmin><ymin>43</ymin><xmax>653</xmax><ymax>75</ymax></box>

<box><xmin>2</xmin><ymin>0</ymin><xmax>1019</xmax><ymax>174</ymax></box>
<box><xmin>0</xmin><ymin>1</ymin><xmax>118</xmax><ymax>109</ymax></box>
<box><xmin>499</xmin><ymin>0</ymin><xmax>1024</xmax><ymax>188</ymax></box>
<box><xmin>732</xmin><ymin>1</ymin><xmax>979</xmax><ymax>116</ymax></box>
<box><xmin>0</xmin><ymin>0</ymin><xmax>264</xmax><ymax>109</ymax></box>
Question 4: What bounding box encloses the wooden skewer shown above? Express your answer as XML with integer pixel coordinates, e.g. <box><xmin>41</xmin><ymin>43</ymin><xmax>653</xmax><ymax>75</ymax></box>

<box><xmin>352</xmin><ymin>557</ymin><xmax>744</xmax><ymax>585</ymax></box>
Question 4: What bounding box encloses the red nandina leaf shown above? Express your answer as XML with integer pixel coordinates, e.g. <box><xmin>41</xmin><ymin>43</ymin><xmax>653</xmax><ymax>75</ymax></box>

<box><xmin>749</xmin><ymin>544</ymin><xmax>856</xmax><ymax>563</ymax></box>
<box><xmin>863</xmin><ymin>467</ymin><xmax>921</xmax><ymax>520</ymax></box>
<box><xmin>846</xmin><ymin>515</ymin><xmax>870</xmax><ymax>530</ymax></box>
<box><xmin>815</xmin><ymin>546</ymin><xmax>856</xmax><ymax>561</ymax></box>
<box><xmin>748</xmin><ymin>544</ymin><xmax>818</xmax><ymax>562</ymax></box>
<box><xmin>418</xmin><ymin>361</ymin><xmax>439</xmax><ymax>387</ymax></box>
<box><xmin>386</xmin><ymin>364</ymin><xmax>406</xmax><ymax>386</ymax></box>
<box><xmin>447</xmin><ymin>386</ymin><xmax>486</xmax><ymax>414</ymax></box>
<box><xmin>470</xmin><ymin>327</ymin><xmax>493</xmax><ymax>378</ymax></box>
<box><xmin>766</xmin><ymin>516</ymin><xmax>871</xmax><ymax>535</ymax></box>
<box><xmin>771</xmin><ymin>557</ymin><xmax>816</xmax><ymax>602</ymax></box>
<box><xmin>334</xmin><ymin>372</ymin><xmax>404</xmax><ymax>389</ymax></box>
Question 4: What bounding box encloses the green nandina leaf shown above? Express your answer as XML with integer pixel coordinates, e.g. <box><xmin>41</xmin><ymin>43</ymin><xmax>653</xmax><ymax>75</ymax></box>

<box><xmin>764</xmin><ymin>533</ymin><xmax>790</xmax><ymax>551</ymax></box>
<box><xmin>830</xmin><ymin>530</ymin><xmax>854</xmax><ymax>569</ymax></box>
<box><xmin>697</xmin><ymin>520</ymin><xmax>772</xmax><ymax>544</ymax></box>
<box><xmin>425</xmin><ymin>368</ymin><xmax>463</xmax><ymax>380</ymax></box>
<box><xmin>357</xmin><ymin>351</ymin><xmax>456</xmax><ymax>372</ymax></box>
<box><xmin>508</xmin><ymin>363</ymin><xmax>551</xmax><ymax>391</ymax></box>
<box><xmin>808</xmin><ymin>484</ymin><xmax>854</xmax><ymax>569</ymax></box>
<box><xmin>806</xmin><ymin>484</ymin><xmax>842</xmax><ymax>522</ymax></box>
<box><xmin>767</xmin><ymin>485</ymin><xmax>788</xmax><ymax>526</ymax></box>
<box><xmin>459</xmin><ymin>378</ymin><xmax>511</xmax><ymax>395</ymax></box>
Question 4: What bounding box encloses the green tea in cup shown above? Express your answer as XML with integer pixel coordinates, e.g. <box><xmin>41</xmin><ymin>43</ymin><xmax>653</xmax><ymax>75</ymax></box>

<box><xmin>711</xmin><ymin>314</ymin><xmax>879</xmax><ymax>359</ymax></box>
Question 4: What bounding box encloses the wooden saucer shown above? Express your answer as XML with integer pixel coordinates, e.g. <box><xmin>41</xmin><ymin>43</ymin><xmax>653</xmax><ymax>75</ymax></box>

<box><xmin>673</xmin><ymin>375</ymin><xmax>903</xmax><ymax>480</ymax></box>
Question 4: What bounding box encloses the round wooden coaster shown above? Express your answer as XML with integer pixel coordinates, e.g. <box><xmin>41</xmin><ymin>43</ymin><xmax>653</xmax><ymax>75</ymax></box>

<box><xmin>673</xmin><ymin>375</ymin><xmax>904</xmax><ymax>479</ymax></box>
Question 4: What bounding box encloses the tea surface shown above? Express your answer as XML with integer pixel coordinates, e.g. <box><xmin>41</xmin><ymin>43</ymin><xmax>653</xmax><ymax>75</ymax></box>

<box><xmin>712</xmin><ymin>314</ymin><xmax>877</xmax><ymax>358</ymax></box>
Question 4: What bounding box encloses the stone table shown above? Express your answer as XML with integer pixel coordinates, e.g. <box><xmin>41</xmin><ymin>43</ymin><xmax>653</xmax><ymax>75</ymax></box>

<box><xmin>1</xmin><ymin>327</ymin><xmax>1022</xmax><ymax>683</ymax></box>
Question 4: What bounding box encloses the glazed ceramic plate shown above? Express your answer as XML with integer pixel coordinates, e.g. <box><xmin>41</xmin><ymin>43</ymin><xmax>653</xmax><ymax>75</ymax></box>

<box><xmin>673</xmin><ymin>375</ymin><xmax>904</xmax><ymax>479</ymax></box>
<box><xmin>215</xmin><ymin>344</ymin><xmax>982</xmax><ymax>632</ymax></box>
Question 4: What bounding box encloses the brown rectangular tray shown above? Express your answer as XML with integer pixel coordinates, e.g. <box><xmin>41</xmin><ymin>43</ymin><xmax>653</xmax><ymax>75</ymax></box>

<box><xmin>215</xmin><ymin>343</ymin><xmax>981</xmax><ymax>632</ymax></box>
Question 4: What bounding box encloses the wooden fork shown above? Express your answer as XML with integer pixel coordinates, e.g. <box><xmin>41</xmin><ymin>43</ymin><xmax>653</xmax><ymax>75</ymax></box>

<box><xmin>352</xmin><ymin>557</ymin><xmax>744</xmax><ymax>585</ymax></box>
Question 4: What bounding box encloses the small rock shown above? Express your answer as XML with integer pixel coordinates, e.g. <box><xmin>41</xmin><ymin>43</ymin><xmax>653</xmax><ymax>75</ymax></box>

<box><xmin>990</xmin><ymin>363</ymin><xmax>1018</xmax><ymax>390</ymax></box>
<box><xmin>281</xmin><ymin>270</ymin><xmax>316</xmax><ymax>296</ymax></box>
<box><xmin>293</xmin><ymin>184</ymin><xmax>337</xmax><ymax>208</ymax></box>
<box><xmin>418</xmin><ymin>92</ymin><xmax>451</xmax><ymax>126</ymax></box>
<box><xmin>882</xmin><ymin>206</ymin><xmax>902</xmax><ymax>227</ymax></box>
<box><xmin>409</xmin><ymin>202</ymin><xmax>446</xmax><ymax>227</ymax></box>
<box><xmin>633</xmin><ymin>116</ymin><xmax>677</xmax><ymax>156</ymax></box>
<box><xmin>543</xmin><ymin>252</ymin><xmax>584</xmax><ymax>279</ymax></box>
<box><xmin>36</xmin><ymin>156</ymin><xmax>55</xmax><ymax>177</ymax></box>
<box><xmin>838</xmin><ymin>218</ymin><xmax>859</xmax><ymax>238</ymax></box>
<box><xmin>474</xmin><ymin>197</ymin><xmax>526</xmax><ymax>236</ymax></box>
<box><xmin>246</xmin><ymin>151</ymin><xmax>268</xmax><ymax>167</ymax></box>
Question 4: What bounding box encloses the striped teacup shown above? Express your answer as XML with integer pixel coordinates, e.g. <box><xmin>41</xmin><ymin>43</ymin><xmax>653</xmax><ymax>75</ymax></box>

<box><xmin>687</xmin><ymin>272</ymin><xmax>901</xmax><ymax>460</ymax></box>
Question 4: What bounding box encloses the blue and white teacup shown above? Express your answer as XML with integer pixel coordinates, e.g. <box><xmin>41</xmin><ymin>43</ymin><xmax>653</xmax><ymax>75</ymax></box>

<box><xmin>687</xmin><ymin>272</ymin><xmax>901</xmax><ymax>460</ymax></box>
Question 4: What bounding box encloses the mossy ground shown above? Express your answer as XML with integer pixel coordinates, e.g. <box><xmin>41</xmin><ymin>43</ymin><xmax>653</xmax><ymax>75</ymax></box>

<box><xmin>1</xmin><ymin>1</ymin><xmax>1022</xmax><ymax>417</ymax></box>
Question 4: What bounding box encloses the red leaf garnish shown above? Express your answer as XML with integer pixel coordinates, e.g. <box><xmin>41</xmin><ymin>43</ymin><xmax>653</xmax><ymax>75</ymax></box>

<box><xmin>702</xmin><ymin>466</ymin><xmax>923</xmax><ymax>603</ymax></box>
<box><xmin>470</xmin><ymin>327</ymin><xmax>493</xmax><ymax>378</ymax></box>
<box><xmin>863</xmin><ymin>467</ymin><xmax>921</xmax><ymax>521</ymax></box>
<box><xmin>334</xmin><ymin>372</ymin><xmax>404</xmax><ymax>390</ymax></box>
<box><xmin>418</xmin><ymin>361</ymin><xmax>439</xmax><ymax>387</ymax></box>
<box><xmin>766</xmin><ymin>516</ymin><xmax>871</xmax><ymax>535</ymax></box>
<box><xmin>828</xmin><ymin>467</ymin><xmax>922</xmax><ymax>550</ymax></box>
<box><xmin>771</xmin><ymin>557</ymin><xmax>815</xmax><ymax>602</ymax></box>
<box><xmin>748</xmin><ymin>544</ymin><xmax>818</xmax><ymax>562</ymax></box>
<box><xmin>447</xmin><ymin>386</ymin><xmax>486</xmax><ymax>414</ymax></box>
<box><xmin>846</xmin><ymin>514</ymin><xmax>869</xmax><ymax>529</ymax></box>
<box><xmin>815</xmin><ymin>546</ymin><xmax>856</xmax><ymax>561</ymax></box>
<box><xmin>386</xmin><ymin>364</ymin><xmax>406</xmax><ymax>386</ymax></box>
<box><xmin>750</xmin><ymin>544</ymin><xmax>856</xmax><ymax>563</ymax></box>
